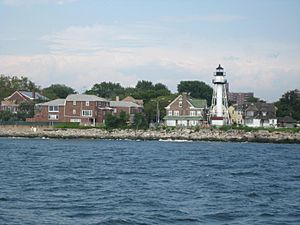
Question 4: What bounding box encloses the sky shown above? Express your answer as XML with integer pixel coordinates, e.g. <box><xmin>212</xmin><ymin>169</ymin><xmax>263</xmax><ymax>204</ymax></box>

<box><xmin>0</xmin><ymin>0</ymin><xmax>299</xmax><ymax>102</ymax></box>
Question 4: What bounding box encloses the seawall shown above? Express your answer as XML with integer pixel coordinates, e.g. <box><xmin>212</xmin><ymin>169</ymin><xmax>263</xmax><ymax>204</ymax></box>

<box><xmin>0</xmin><ymin>125</ymin><xmax>299</xmax><ymax>144</ymax></box>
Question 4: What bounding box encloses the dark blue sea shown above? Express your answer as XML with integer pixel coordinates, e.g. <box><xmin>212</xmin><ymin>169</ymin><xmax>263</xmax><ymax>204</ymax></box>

<box><xmin>0</xmin><ymin>138</ymin><xmax>299</xmax><ymax>225</ymax></box>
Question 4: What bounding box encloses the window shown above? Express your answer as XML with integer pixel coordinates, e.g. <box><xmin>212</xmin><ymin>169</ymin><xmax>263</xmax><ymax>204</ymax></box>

<box><xmin>86</xmin><ymin>101</ymin><xmax>89</xmax><ymax>106</ymax></box>
<box><xmin>73</xmin><ymin>109</ymin><xmax>76</xmax><ymax>115</ymax></box>
<box><xmin>197</xmin><ymin>111</ymin><xmax>202</xmax><ymax>116</ymax></box>
<box><xmin>168</xmin><ymin>110</ymin><xmax>172</xmax><ymax>116</ymax></box>
<box><xmin>48</xmin><ymin>106</ymin><xmax>59</xmax><ymax>112</ymax></box>
<box><xmin>70</xmin><ymin>118</ymin><xmax>81</xmax><ymax>123</ymax></box>
<box><xmin>262</xmin><ymin>111</ymin><xmax>267</xmax><ymax>116</ymax></box>
<box><xmin>174</xmin><ymin>111</ymin><xmax>179</xmax><ymax>116</ymax></box>
<box><xmin>190</xmin><ymin>111</ymin><xmax>196</xmax><ymax>116</ymax></box>
<box><xmin>247</xmin><ymin>111</ymin><xmax>254</xmax><ymax>116</ymax></box>
<box><xmin>73</xmin><ymin>101</ymin><xmax>76</xmax><ymax>106</ymax></box>
<box><xmin>179</xmin><ymin>101</ymin><xmax>182</xmax><ymax>107</ymax></box>
<box><xmin>48</xmin><ymin>114</ymin><xmax>58</xmax><ymax>120</ymax></box>
<box><xmin>82</xmin><ymin>110</ymin><xmax>92</xmax><ymax>117</ymax></box>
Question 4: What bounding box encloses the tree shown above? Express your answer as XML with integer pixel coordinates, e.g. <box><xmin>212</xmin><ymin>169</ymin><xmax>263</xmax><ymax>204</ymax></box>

<box><xmin>177</xmin><ymin>81</ymin><xmax>213</xmax><ymax>105</ymax></box>
<box><xmin>44</xmin><ymin>84</ymin><xmax>76</xmax><ymax>99</ymax></box>
<box><xmin>135</xmin><ymin>80</ymin><xmax>154</xmax><ymax>90</ymax></box>
<box><xmin>143</xmin><ymin>95</ymin><xmax>176</xmax><ymax>123</ymax></box>
<box><xmin>0</xmin><ymin>74</ymin><xmax>40</xmax><ymax>101</ymax></box>
<box><xmin>85</xmin><ymin>82</ymin><xmax>124</xmax><ymax>99</ymax></box>
<box><xmin>275</xmin><ymin>89</ymin><xmax>300</xmax><ymax>120</ymax></box>
<box><xmin>16</xmin><ymin>101</ymin><xmax>35</xmax><ymax>121</ymax></box>
<box><xmin>104</xmin><ymin>111</ymin><xmax>129</xmax><ymax>129</ymax></box>
<box><xmin>132</xmin><ymin>112</ymin><xmax>148</xmax><ymax>130</ymax></box>
<box><xmin>0</xmin><ymin>110</ymin><xmax>16</xmax><ymax>122</ymax></box>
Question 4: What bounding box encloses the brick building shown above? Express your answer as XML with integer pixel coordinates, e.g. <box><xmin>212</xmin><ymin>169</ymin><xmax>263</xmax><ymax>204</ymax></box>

<box><xmin>164</xmin><ymin>92</ymin><xmax>207</xmax><ymax>127</ymax></box>
<box><xmin>228</xmin><ymin>92</ymin><xmax>254</xmax><ymax>105</ymax></box>
<box><xmin>1</xmin><ymin>90</ymin><xmax>48</xmax><ymax>113</ymax></box>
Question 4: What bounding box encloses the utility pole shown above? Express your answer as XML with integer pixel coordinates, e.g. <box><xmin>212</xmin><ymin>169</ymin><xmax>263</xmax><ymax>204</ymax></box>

<box><xmin>156</xmin><ymin>100</ymin><xmax>160</xmax><ymax>124</ymax></box>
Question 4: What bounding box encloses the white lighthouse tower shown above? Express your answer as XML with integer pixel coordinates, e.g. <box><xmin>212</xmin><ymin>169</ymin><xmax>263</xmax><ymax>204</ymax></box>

<box><xmin>210</xmin><ymin>64</ymin><xmax>230</xmax><ymax>126</ymax></box>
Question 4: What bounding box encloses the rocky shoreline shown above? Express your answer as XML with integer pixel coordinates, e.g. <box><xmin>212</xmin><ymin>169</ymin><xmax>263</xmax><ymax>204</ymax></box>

<box><xmin>0</xmin><ymin>125</ymin><xmax>299</xmax><ymax>144</ymax></box>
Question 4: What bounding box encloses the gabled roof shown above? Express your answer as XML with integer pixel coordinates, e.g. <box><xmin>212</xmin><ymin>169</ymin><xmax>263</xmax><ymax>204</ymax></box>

<box><xmin>278</xmin><ymin>116</ymin><xmax>297</xmax><ymax>123</ymax></box>
<box><xmin>66</xmin><ymin>94</ymin><xmax>108</xmax><ymax>102</ymax></box>
<box><xmin>36</xmin><ymin>99</ymin><xmax>65</xmax><ymax>106</ymax></box>
<box><xmin>4</xmin><ymin>90</ymin><xmax>48</xmax><ymax>101</ymax></box>
<box><xmin>110</xmin><ymin>100</ymin><xmax>143</xmax><ymax>108</ymax></box>
<box><xmin>165</xmin><ymin>93</ymin><xmax>207</xmax><ymax>109</ymax></box>
<box><xmin>189</xmin><ymin>98</ymin><xmax>207</xmax><ymax>108</ymax></box>
<box><xmin>122</xmin><ymin>96</ymin><xmax>144</xmax><ymax>106</ymax></box>
<box><xmin>20</xmin><ymin>91</ymin><xmax>48</xmax><ymax>100</ymax></box>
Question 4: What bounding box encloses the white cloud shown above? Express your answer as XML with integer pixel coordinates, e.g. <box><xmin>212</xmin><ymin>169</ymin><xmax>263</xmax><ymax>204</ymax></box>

<box><xmin>1</xmin><ymin>23</ymin><xmax>300</xmax><ymax>102</ymax></box>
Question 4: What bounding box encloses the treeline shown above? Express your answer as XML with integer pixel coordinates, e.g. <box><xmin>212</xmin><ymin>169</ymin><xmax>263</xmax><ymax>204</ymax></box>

<box><xmin>0</xmin><ymin>74</ymin><xmax>299</xmax><ymax>122</ymax></box>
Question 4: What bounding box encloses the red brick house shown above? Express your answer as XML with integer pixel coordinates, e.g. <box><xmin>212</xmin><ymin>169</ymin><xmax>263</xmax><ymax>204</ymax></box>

<box><xmin>32</xmin><ymin>94</ymin><xmax>111</xmax><ymax>126</ymax></box>
<box><xmin>110</xmin><ymin>99</ymin><xmax>144</xmax><ymax>123</ymax></box>
<box><xmin>164</xmin><ymin>92</ymin><xmax>207</xmax><ymax>127</ymax></box>
<box><xmin>0</xmin><ymin>90</ymin><xmax>48</xmax><ymax>113</ymax></box>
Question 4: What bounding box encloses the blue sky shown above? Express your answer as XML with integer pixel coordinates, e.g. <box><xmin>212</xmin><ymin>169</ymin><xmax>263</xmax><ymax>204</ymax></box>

<box><xmin>1</xmin><ymin>0</ymin><xmax>299</xmax><ymax>101</ymax></box>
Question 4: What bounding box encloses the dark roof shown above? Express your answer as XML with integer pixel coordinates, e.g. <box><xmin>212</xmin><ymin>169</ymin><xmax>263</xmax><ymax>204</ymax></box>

<box><xmin>216</xmin><ymin>64</ymin><xmax>223</xmax><ymax>70</ymax></box>
<box><xmin>278</xmin><ymin>116</ymin><xmax>297</xmax><ymax>123</ymax></box>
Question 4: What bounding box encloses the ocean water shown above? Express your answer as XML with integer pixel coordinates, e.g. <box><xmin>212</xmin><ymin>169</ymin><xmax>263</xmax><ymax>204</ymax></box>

<box><xmin>0</xmin><ymin>138</ymin><xmax>299</xmax><ymax>225</ymax></box>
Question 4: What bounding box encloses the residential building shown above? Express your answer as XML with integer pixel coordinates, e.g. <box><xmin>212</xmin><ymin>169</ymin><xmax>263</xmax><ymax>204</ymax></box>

<box><xmin>228</xmin><ymin>104</ymin><xmax>244</xmax><ymax>125</ymax></box>
<box><xmin>121</xmin><ymin>96</ymin><xmax>144</xmax><ymax>106</ymax></box>
<box><xmin>33</xmin><ymin>99</ymin><xmax>66</xmax><ymax>123</ymax></box>
<box><xmin>228</xmin><ymin>92</ymin><xmax>254</xmax><ymax>105</ymax></box>
<box><xmin>164</xmin><ymin>92</ymin><xmax>207</xmax><ymax>127</ymax></box>
<box><xmin>244</xmin><ymin>102</ymin><xmax>277</xmax><ymax>127</ymax></box>
<box><xmin>110</xmin><ymin>99</ymin><xmax>143</xmax><ymax>123</ymax></box>
<box><xmin>277</xmin><ymin>116</ymin><xmax>297</xmax><ymax>128</ymax></box>
<box><xmin>31</xmin><ymin>94</ymin><xmax>111</xmax><ymax>126</ymax></box>
<box><xmin>0</xmin><ymin>90</ymin><xmax>48</xmax><ymax>113</ymax></box>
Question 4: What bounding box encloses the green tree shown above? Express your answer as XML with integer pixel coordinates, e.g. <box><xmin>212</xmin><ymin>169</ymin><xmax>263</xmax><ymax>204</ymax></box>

<box><xmin>119</xmin><ymin>111</ymin><xmax>128</xmax><ymax>128</ymax></box>
<box><xmin>85</xmin><ymin>82</ymin><xmax>124</xmax><ymax>99</ymax></box>
<box><xmin>275</xmin><ymin>89</ymin><xmax>300</xmax><ymax>120</ymax></box>
<box><xmin>143</xmin><ymin>95</ymin><xmax>176</xmax><ymax>123</ymax></box>
<box><xmin>0</xmin><ymin>110</ymin><xmax>16</xmax><ymax>122</ymax></box>
<box><xmin>177</xmin><ymin>81</ymin><xmax>213</xmax><ymax>105</ymax></box>
<box><xmin>104</xmin><ymin>113</ymin><xmax>119</xmax><ymax>129</ymax></box>
<box><xmin>135</xmin><ymin>80</ymin><xmax>154</xmax><ymax>90</ymax></box>
<box><xmin>44</xmin><ymin>84</ymin><xmax>76</xmax><ymax>99</ymax></box>
<box><xmin>104</xmin><ymin>111</ymin><xmax>129</xmax><ymax>129</ymax></box>
<box><xmin>0</xmin><ymin>74</ymin><xmax>40</xmax><ymax>101</ymax></box>
<box><xmin>132</xmin><ymin>112</ymin><xmax>148</xmax><ymax>129</ymax></box>
<box><xmin>16</xmin><ymin>101</ymin><xmax>35</xmax><ymax>121</ymax></box>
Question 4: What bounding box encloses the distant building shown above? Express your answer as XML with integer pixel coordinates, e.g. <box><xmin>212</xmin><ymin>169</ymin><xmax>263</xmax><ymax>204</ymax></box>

<box><xmin>228</xmin><ymin>104</ymin><xmax>244</xmax><ymax>125</ymax></box>
<box><xmin>32</xmin><ymin>94</ymin><xmax>111</xmax><ymax>126</ymax></box>
<box><xmin>228</xmin><ymin>92</ymin><xmax>254</xmax><ymax>105</ymax></box>
<box><xmin>121</xmin><ymin>96</ymin><xmax>144</xmax><ymax>106</ymax></box>
<box><xmin>31</xmin><ymin>94</ymin><xmax>144</xmax><ymax>126</ymax></box>
<box><xmin>244</xmin><ymin>102</ymin><xmax>277</xmax><ymax>127</ymax></box>
<box><xmin>164</xmin><ymin>92</ymin><xmax>207</xmax><ymax>127</ymax></box>
<box><xmin>110</xmin><ymin>97</ymin><xmax>144</xmax><ymax>123</ymax></box>
<box><xmin>0</xmin><ymin>90</ymin><xmax>48</xmax><ymax>113</ymax></box>
<box><xmin>277</xmin><ymin>116</ymin><xmax>297</xmax><ymax>128</ymax></box>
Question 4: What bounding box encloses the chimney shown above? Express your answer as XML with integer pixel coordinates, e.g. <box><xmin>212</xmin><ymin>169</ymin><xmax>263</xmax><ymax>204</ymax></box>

<box><xmin>116</xmin><ymin>96</ymin><xmax>119</xmax><ymax>101</ymax></box>
<box><xmin>32</xmin><ymin>90</ymin><xmax>36</xmax><ymax>99</ymax></box>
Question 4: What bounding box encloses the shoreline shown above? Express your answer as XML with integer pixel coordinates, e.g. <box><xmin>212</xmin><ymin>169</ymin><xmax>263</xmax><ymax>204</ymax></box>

<box><xmin>0</xmin><ymin>126</ymin><xmax>299</xmax><ymax>144</ymax></box>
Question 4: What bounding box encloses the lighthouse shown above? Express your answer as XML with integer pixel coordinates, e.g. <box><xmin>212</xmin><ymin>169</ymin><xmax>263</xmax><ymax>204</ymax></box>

<box><xmin>210</xmin><ymin>64</ymin><xmax>230</xmax><ymax>126</ymax></box>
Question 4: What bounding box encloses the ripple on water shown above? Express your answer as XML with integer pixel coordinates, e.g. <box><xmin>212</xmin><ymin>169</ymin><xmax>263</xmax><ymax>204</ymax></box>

<box><xmin>0</xmin><ymin>139</ymin><xmax>299</xmax><ymax>225</ymax></box>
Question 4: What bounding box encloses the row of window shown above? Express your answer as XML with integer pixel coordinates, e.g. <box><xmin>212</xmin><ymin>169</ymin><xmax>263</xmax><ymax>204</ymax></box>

<box><xmin>168</xmin><ymin>110</ymin><xmax>202</xmax><ymax>116</ymax></box>
<box><xmin>48</xmin><ymin>110</ymin><xmax>93</xmax><ymax>120</ymax></box>
<box><xmin>73</xmin><ymin>101</ymin><xmax>90</xmax><ymax>106</ymax></box>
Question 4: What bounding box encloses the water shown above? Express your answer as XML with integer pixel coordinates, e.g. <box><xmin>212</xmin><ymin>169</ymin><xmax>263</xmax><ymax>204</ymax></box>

<box><xmin>0</xmin><ymin>138</ymin><xmax>299</xmax><ymax>225</ymax></box>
